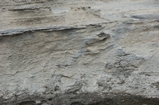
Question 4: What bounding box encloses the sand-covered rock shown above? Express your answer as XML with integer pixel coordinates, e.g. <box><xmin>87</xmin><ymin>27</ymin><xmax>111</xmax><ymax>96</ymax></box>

<box><xmin>0</xmin><ymin>0</ymin><xmax>159</xmax><ymax>105</ymax></box>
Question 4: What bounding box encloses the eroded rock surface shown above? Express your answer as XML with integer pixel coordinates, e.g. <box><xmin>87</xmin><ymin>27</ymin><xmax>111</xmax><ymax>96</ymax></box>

<box><xmin>0</xmin><ymin>0</ymin><xmax>159</xmax><ymax>105</ymax></box>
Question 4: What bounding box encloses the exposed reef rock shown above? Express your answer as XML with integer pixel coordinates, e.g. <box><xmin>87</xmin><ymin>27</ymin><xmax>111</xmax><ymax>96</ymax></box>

<box><xmin>0</xmin><ymin>0</ymin><xmax>159</xmax><ymax>105</ymax></box>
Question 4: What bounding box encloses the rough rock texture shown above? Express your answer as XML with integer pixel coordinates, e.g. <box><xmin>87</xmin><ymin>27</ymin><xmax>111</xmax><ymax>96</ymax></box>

<box><xmin>0</xmin><ymin>0</ymin><xmax>159</xmax><ymax>105</ymax></box>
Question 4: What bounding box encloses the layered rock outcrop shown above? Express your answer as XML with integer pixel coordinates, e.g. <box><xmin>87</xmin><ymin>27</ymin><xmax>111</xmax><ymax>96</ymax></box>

<box><xmin>0</xmin><ymin>0</ymin><xmax>159</xmax><ymax>105</ymax></box>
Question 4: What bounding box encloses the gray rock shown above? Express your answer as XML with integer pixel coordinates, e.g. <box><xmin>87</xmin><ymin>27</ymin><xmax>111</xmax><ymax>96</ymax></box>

<box><xmin>0</xmin><ymin>0</ymin><xmax>159</xmax><ymax>105</ymax></box>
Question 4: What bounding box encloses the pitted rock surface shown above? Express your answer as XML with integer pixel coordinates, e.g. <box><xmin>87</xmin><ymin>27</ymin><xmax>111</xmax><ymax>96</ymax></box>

<box><xmin>0</xmin><ymin>0</ymin><xmax>159</xmax><ymax>105</ymax></box>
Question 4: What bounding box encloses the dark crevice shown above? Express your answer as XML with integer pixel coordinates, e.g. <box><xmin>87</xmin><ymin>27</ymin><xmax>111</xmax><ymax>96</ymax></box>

<box><xmin>1</xmin><ymin>94</ymin><xmax>159</xmax><ymax>105</ymax></box>
<box><xmin>88</xmin><ymin>96</ymin><xmax>159</xmax><ymax>105</ymax></box>
<box><xmin>19</xmin><ymin>101</ymin><xmax>36</xmax><ymax>105</ymax></box>
<box><xmin>71</xmin><ymin>102</ymin><xmax>84</xmax><ymax>105</ymax></box>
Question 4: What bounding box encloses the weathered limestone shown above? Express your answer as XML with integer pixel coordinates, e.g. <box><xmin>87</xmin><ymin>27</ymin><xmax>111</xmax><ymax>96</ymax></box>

<box><xmin>0</xmin><ymin>0</ymin><xmax>159</xmax><ymax>105</ymax></box>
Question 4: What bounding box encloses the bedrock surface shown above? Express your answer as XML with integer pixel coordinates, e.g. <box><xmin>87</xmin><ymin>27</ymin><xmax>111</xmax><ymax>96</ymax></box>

<box><xmin>0</xmin><ymin>0</ymin><xmax>159</xmax><ymax>105</ymax></box>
